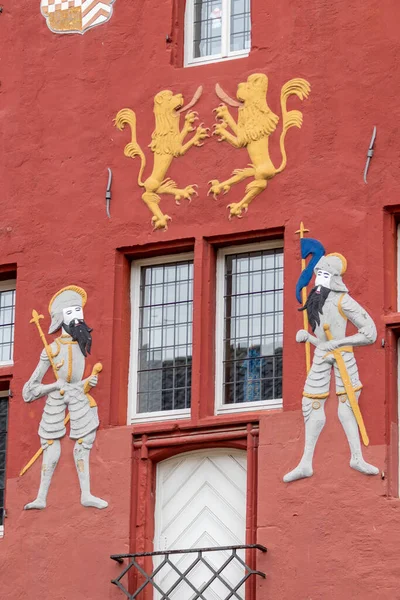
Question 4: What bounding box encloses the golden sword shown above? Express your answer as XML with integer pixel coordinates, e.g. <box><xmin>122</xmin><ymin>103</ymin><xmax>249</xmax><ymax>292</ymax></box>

<box><xmin>20</xmin><ymin>363</ymin><xmax>103</xmax><ymax>477</ymax></box>
<box><xmin>323</xmin><ymin>324</ymin><xmax>369</xmax><ymax>446</ymax></box>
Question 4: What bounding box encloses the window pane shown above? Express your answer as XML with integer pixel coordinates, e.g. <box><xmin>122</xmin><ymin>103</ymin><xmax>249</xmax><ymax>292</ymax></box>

<box><xmin>193</xmin><ymin>0</ymin><xmax>222</xmax><ymax>59</ymax></box>
<box><xmin>222</xmin><ymin>248</ymin><xmax>283</xmax><ymax>404</ymax></box>
<box><xmin>0</xmin><ymin>289</ymin><xmax>15</xmax><ymax>363</ymax></box>
<box><xmin>137</xmin><ymin>261</ymin><xmax>193</xmax><ymax>413</ymax></box>
<box><xmin>230</xmin><ymin>0</ymin><xmax>250</xmax><ymax>52</ymax></box>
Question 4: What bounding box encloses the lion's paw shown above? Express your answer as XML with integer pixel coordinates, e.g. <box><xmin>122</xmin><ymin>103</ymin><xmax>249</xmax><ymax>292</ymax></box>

<box><xmin>227</xmin><ymin>202</ymin><xmax>248</xmax><ymax>219</ymax></box>
<box><xmin>152</xmin><ymin>215</ymin><xmax>172</xmax><ymax>231</ymax></box>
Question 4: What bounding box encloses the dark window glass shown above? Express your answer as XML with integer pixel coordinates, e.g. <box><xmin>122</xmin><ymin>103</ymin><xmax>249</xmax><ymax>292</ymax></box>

<box><xmin>137</xmin><ymin>261</ymin><xmax>193</xmax><ymax>413</ymax></box>
<box><xmin>0</xmin><ymin>396</ymin><xmax>8</xmax><ymax>526</ymax></box>
<box><xmin>223</xmin><ymin>248</ymin><xmax>283</xmax><ymax>404</ymax></box>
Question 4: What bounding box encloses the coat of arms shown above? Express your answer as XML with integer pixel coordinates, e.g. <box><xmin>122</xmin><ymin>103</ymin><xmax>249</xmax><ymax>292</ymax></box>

<box><xmin>41</xmin><ymin>0</ymin><xmax>115</xmax><ymax>34</ymax></box>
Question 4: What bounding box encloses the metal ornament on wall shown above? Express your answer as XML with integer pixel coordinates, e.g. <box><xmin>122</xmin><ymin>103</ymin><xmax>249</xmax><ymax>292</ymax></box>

<box><xmin>114</xmin><ymin>86</ymin><xmax>209</xmax><ymax>231</ymax></box>
<box><xmin>20</xmin><ymin>286</ymin><xmax>108</xmax><ymax>510</ymax></box>
<box><xmin>208</xmin><ymin>74</ymin><xmax>310</xmax><ymax>219</ymax></box>
<box><xmin>283</xmin><ymin>243</ymin><xmax>379</xmax><ymax>483</ymax></box>
<box><xmin>41</xmin><ymin>0</ymin><xmax>115</xmax><ymax>34</ymax></box>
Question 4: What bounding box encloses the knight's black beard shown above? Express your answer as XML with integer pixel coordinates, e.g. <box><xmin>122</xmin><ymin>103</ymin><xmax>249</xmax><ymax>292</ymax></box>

<box><xmin>299</xmin><ymin>286</ymin><xmax>331</xmax><ymax>332</ymax></box>
<box><xmin>63</xmin><ymin>319</ymin><xmax>93</xmax><ymax>357</ymax></box>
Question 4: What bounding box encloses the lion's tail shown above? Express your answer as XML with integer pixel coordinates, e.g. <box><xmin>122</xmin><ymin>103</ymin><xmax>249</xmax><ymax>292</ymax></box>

<box><xmin>276</xmin><ymin>78</ymin><xmax>311</xmax><ymax>174</ymax></box>
<box><xmin>114</xmin><ymin>108</ymin><xmax>146</xmax><ymax>187</ymax></box>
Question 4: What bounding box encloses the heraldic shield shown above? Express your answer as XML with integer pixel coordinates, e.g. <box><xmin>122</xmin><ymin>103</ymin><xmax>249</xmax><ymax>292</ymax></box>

<box><xmin>41</xmin><ymin>0</ymin><xmax>115</xmax><ymax>34</ymax></box>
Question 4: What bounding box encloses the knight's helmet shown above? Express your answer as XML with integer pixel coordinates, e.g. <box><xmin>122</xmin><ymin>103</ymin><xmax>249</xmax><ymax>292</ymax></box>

<box><xmin>48</xmin><ymin>285</ymin><xmax>87</xmax><ymax>334</ymax></box>
<box><xmin>314</xmin><ymin>253</ymin><xmax>348</xmax><ymax>293</ymax></box>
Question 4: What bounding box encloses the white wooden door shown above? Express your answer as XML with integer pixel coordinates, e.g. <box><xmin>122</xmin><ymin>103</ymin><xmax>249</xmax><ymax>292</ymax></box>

<box><xmin>153</xmin><ymin>449</ymin><xmax>247</xmax><ymax>599</ymax></box>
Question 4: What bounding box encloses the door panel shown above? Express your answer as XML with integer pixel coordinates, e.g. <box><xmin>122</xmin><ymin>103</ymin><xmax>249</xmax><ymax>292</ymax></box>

<box><xmin>154</xmin><ymin>449</ymin><xmax>247</xmax><ymax>599</ymax></box>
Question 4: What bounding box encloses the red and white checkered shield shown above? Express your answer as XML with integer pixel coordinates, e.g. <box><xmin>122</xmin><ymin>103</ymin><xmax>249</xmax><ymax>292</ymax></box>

<box><xmin>41</xmin><ymin>0</ymin><xmax>115</xmax><ymax>34</ymax></box>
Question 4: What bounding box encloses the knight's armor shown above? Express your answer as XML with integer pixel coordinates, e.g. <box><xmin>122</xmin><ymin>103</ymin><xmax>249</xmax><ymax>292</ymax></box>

<box><xmin>23</xmin><ymin>336</ymin><xmax>98</xmax><ymax>441</ymax></box>
<box><xmin>303</xmin><ymin>292</ymin><xmax>376</xmax><ymax>403</ymax></box>
<box><xmin>283</xmin><ymin>253</ymin><xmax>379</xmax><ymax>483</ymax></box>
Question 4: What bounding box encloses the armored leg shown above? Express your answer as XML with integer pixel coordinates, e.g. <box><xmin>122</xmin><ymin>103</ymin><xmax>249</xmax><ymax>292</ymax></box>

<box><xmin>73</xmin><ymin>431</ymin><xmax>108</xmax><ymax>509</ymax></box>
<box><xmin>24</xmin><ymin>439</ymin><xmax>61</xmax><ymax>510</ymax></box>
<box><xmin>283</xmin><ymin>398</ymin><xmax>327</xmax><ymax>482</ymax></box>
<box><xmin>337</xmin><ymin>392</ymin><xmax>379</xmax><ymax>475</ymax></box>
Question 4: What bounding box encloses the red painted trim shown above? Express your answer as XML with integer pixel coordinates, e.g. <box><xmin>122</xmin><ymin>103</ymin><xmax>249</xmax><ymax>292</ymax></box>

<box><xmin>0</xmin><ymin>264</ymin><xmax>17</xmax><ymax>281</ymax></box>
<box><xmin>205</xmin><ymin>226</ymin><xmax>284</xmax><ymax>248</ymax></box>
<box><xmin>383</xmin><ymin>210</ymin><xmax>397</xmax><ymax>313</ymax></box>
<box><xmin>191</xmin><ymin>238</ymin><xmax>216</xmax><ymax>420</ymax></box>
<box><xmin>383</xmin><ymin>210</ymin><xmax>399</xmax><ymax>496</ymax></box>
<box><xmin>110</xmin><ymin>251</ymin><xmax>131</xmax><ymax>426</ymax></box>
<box><xmin>170</xmin><ymin>0</ymin><xmax>185</xmax><ymax>67</ymax></box>
<box><xmin>385</xmin><ymin>325</ymin><xmax>399</xmax><ymax>496</ymax></box>
<box><xmin>382</xmin><ymin>313</ymin><xmax>400</xmax><ymax>326</ymax></box>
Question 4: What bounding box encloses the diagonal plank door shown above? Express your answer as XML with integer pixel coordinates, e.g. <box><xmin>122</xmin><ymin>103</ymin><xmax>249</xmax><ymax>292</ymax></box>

<box><xmin>154</xmin><ymin>449</ymin><xmax>247</xmax><ymax>599</ymax></box>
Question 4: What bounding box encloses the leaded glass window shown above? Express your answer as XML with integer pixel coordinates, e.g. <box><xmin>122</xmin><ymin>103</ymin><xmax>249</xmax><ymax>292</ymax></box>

<box><xmin>216</xmin><ymin>243</ymin><xmax>283</xmax><ymax>412</ymax></box>
<box><xmin>0</xmin><ymin>284</ymin><xmax>16</xmax><ymax>364</ymax></box>
<box><xmin>185</xmin><ymin>0</ymin><xmax>251</xmax><ymax>66</ymax></box>
<box><xmin>130</xmin><ymin>256</ymin><xmax>193</xmax><ymax>421</ymax></box>
<box><xmin>0</xmin><ymin>392</ymin><xmax>9</xmax><ymax>533</ymax></box>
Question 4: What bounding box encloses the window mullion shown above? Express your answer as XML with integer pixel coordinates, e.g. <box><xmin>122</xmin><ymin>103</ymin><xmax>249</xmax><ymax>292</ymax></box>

<box><xmin>221</xmin><ymin>0</ymin><xmax>230</xmax><ymax>57</ymax></box>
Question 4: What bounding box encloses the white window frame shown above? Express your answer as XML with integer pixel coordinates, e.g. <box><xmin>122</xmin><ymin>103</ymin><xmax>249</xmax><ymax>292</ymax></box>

<box><xmin>128</xmin><ymin>253</ymin><xmax>194</xmax><ymax>424</ymax></box>
<box><xmin>215</xmin><ymin>241</ymin><xmax>284</xmax><ymax>415</ymax></box>
<box><xmin>184</xmin><ymin>0</ymin><xmax>251</xmax><ymax>67</ymax></box>
<box><xmin>0</xmin><ymin>280</ymin><xmax>16</xmax><ymax>368</ymax></box>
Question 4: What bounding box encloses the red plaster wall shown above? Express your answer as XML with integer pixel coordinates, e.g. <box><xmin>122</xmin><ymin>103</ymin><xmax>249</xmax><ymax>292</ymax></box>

<box><xmin>0</xmin><ymin>0</ymin><xmax>399</xmax><ymax>598</ymax></box>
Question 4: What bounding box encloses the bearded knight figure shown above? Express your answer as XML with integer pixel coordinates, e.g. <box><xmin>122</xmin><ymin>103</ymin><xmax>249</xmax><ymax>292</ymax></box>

<box><xmin>23</xmin><ymin>286</ymin><xmax>108</xmax><ymax>509</ymax></box>
<box><xmin>283</xmin><ymin>254</ymin><xmax>379</xmax><ymax>483</ymax></box>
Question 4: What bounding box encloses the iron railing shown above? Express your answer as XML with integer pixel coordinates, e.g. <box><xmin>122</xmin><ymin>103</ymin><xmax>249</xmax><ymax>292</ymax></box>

<box><xmin>110</xmin><ymin>544</ymin><xmax>267</xmax><ymax>600</ymax></box>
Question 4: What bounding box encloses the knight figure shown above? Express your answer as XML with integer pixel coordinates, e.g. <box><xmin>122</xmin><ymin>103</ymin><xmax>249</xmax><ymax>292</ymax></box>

<box><xmin>284</xmin><ymin>253</ymin><xmax>379</xmax><ymax>483</ymax></box>
<box><xmin>23</xmin><ymin>285</ymin><xmax>108</xmax><ymax>509</ymax></box>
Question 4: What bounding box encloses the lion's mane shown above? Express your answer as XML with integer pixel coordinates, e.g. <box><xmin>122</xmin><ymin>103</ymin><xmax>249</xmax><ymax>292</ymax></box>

<box><xmin>150</xmin><ymin>92</ymin><xmax>181</xmax><ymax>157</ymax></box>
<box><xmin>237</xmin><ymin>93</ymin><xmax>279</xmax><ymax>147</ymax></box>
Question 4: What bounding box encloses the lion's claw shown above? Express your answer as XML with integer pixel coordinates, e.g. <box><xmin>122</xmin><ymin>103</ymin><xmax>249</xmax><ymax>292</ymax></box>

<box><xmin>152</xmin><ymin>215</ymin><xmax>172</xmax><ymax>231</ymax></box>
<box><xmin>227</xmin><ymin>202</ymin><xmax>248</xmax><ymax>218</ymax></box>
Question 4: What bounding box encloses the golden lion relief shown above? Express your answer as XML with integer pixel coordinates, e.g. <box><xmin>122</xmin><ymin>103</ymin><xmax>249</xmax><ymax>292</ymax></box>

<box><xmin>115</xmin><ymin>87</ymin><xmax>209</xmax><ymax>230</ymax></box>
<box><xmin>209</xmin><ymin>74</ymin><xmax>311</xmax><ymax>218</ymax></box>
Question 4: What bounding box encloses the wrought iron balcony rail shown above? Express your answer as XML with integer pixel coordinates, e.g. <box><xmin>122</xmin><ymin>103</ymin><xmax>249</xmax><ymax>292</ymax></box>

<box><xmin>110</xmin><ymin>543</ymin><xmax>267</xmax><ymax>600</ymax></box>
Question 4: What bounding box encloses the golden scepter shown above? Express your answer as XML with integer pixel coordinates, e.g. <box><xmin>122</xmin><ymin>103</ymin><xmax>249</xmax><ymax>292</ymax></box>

<box><xmin>295</xmin><ymin>222</ymin><xmax>311</xmax><ymax>373</ymax></box>
<box><xmin>20</xmin><ymin>310</ymin><xmax>102</xmax><ymax>476</ymax></box>
<box><xmin>30</xmin><ymin>310</ymin><xmax>64</xmax><ymax>394</ymax></box>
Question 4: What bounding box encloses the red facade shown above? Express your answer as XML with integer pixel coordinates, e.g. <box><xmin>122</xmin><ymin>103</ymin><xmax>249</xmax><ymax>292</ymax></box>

<box><xmin>1</xmin><ymin>0</ymin><xmax>400</xmax><ymax>598</ymax></box>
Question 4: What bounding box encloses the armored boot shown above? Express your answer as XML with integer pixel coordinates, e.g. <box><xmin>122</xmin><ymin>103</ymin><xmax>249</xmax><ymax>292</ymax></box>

<box><xmin>283</xmin><ymin>398</ymin><xmax>327</xmax><ymax>482</ymax></box>
<box><xmin>24</xmin><ymin>440</ymin><xmax>61</xmax><ymax>510</ymax></box>
<box><xmin>338</xmin><ymin>394</ymin><xmax>379</xmax><ymax>476</ymax></box>
<box><xmin>73</xmin><ymin>432</ymin><xmax>108</xmax><ymax>509</ymax></box>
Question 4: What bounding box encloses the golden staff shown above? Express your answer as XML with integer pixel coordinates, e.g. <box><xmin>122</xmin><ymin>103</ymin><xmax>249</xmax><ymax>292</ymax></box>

<box><xmin>295</xmin><ymin>222</ymin><xmax>311</xmax><ymax>373</ymax></box>
<box><xmin>323</xmin><ymin>325</ymin><xmax>369</xmax><ymax>446</ymax></box>
<box><xmin>30</xmin><ymin>310</ymin><xmax>64</xmax><ymax>396</ymax></box>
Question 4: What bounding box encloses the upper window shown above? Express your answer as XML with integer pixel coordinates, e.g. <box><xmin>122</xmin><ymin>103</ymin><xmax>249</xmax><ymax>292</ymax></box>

<box><xmin>0</xmin><ymin>281</ymin><xmax>16</xmax><ymax>366</ymax></box>
<box><xmin>215</xmin><ymin>242</ymin><xmax>283</xmax><ymax>414</ymax></box>
<box><xmin>129</xmin><ymin>254</ymin><xmax>194</xmax><ymax>423</ymax></box>
<box><xmin>184</xmin><ymin>0</ymin><xmax>251</xmax><ymax>67</ymax></box>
